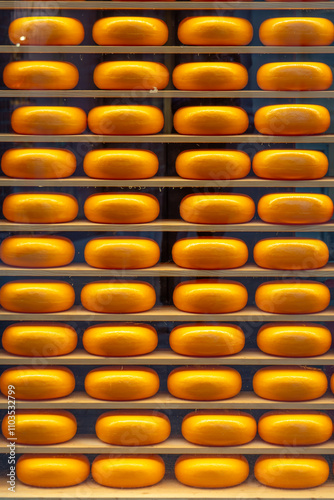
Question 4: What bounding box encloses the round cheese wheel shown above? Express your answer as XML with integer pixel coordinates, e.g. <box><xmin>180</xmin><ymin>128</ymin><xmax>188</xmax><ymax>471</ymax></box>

<box><xmin>330</xmin><ymin>374</ymin><xmax>334</xmax><ymax>393</ymax></box>
<box><xmin>83</xmin><ymin>323</ymin><xmax>158</xmax><ymax>356</ymax></box>
<box><xmin>94</xmin><ymin>61</ymin><xmax>169</xmax><ymax>90</ymax></box>
<box><xmin>84</xmin><ymin>193</ymin><xmax>159</xmax><ymax>224</ymax></box>
<box><xmin>178</xmin><ymin>17</ymin><xmax>253</xmax><ymax>45</ymax></box>
<box><xmin>88</xmin><ymin>105</ymin><xmax>164</xmax><ymax>135</ymax></box>
<box><xmin>84</xmin><ymin>237</ymin><xmax>160</xmax><ymax>269</ymax></box>
<box><xmin>175</xmin><ymin>455</ymin><xmax>249</xmax><ymax>488</ymax></box>
<box><xmin>92</xmin><ymin>17</ymin><xmax>168</xmax><ymax>46</ymax></box>
<box><xmin>8</xmin><ymin>17</ymin><xmax>85</xmax><ymax>46</ymax></box>
<box><xmin>3</xmin><ymin>193</ymin><xmax>78</xmax><ymax>224</ymax></box>
<box><xmin>1</xmin><ymin>148</ymin><xmax>77</xmax><ymax>179</ymax></box>
<box><xmin>252</xmin><ymin>149</ymin><xmax>328</xmax><ymax>180</ymax></box>
<box><xmin>174</xmin><ymin>106</ymin><xmax>249</xmax><ymax>135</ymax></box>
<box><xmin>259</xmin><ymin>17</ymin><xmax>334</xmax><ymax>46</ymax></box>
<box><xmin>1</xmin><ymin>410</ymin><xmax>77</xmax><ymax>444</ymax></box>
<box><xmin>11</xmin><ymin>106</ymin><xmax>87</xmax><ymax>135</ymax></box>
<box><xmin>254</xmin><ymin>104</ymin><xmax>330</xmax><ymax>135</ymax></box>
<box><xmin>85</xmin><ymin>367</ymin><xmax>159</xmax><ymax>400</ymax></box>
<box><xmin>180</xmin><ymin>193</ymin><xmax>255</xmax><ymax>224</ymax></box>
<box><xmin>83</xmin><ymin>149</ymin><xmax>158</xmax><ymax>180</ymax></box>
<box><xmin>257</xmin><ymin>62</ymin><xmax>333</xmax><ymax>91</ymax></box>
<box><xmin>253</xmin><ymin>366</ymin><xmax>328</xmax><ymax>401</ymax></box>
<box><xmin>2</xmin><ymin>322</ymin><xmax>78</xmax><ymax>357</ymax></box>
<box><xmin>167</xmin><ymin>367</ymin><xmax>242</xmax><ymax>401</ymax></box>
<box><xmin>95</xmin><ymin>411</ymin><xmax>171</xmax><ymax>445</ymax></box>
<box><xmin>92</xmin><ymin>455</ymin><xmax>165</xmax><ymax>488</ymax></box>
<box><xmin>172</xmin><ymin>62</ymin><xmax>248</xmax><ymax>90</ymax></box>
<box><xmin>3</xmin><ymin>61</ymin><xmax>79</xmax><ymax>90</ymax></box>
<box><xmin>0</xmin><ymin>366</ymin><xmax>75</xmax><ymax>400</ymax></box>
<box><xmin>258</xmin><ymin>193</ymin><xmax>334</xmax><ymax>225</ymax></box>
<box><xmin>182</xmin><ymin>411</ymin><xmax>256</xmax><ymax>446</ymax></box>
<box><xmin>175</xmin><ymin>150</ymin><xmax>251</xmax><ymax>180</ymax></box>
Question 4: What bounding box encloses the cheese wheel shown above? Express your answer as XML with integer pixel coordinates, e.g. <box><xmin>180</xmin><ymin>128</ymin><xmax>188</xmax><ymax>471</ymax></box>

<box><xmin>253</xmin><ymin>238</ymin><xmax>329</xmax><ymax>270</ymax></box>
<box><xmin>3</xmin><ymin>193</ymin><xmax>78</xmax><ymax>224</ymax></box>
<box><xmin>167</xmin><ymin>367</ymin><xmax>242</xmax><ymax>401</ymax></box>
<box><xmin>1</xmin><ymin>410</ymin><xmax>77</xmax><ymax>444</ymax></box>
<box><xmin>254</xmin><ymin>455</ymin><xmax>329</xmax><ymax>489</ymax></box>
<box><xmin>172</xmin><ymin>62</ymin><xmax>248</xmax><ymax>91</ymax></box>
<box><xmin>3</xmin><ymin>61</ymin><xmax>79</xmax><ymax>90</ymax></box>
<box><xmin>255</xmin><ymin>281</ymin><xmax>330</xmax><ymax>314</ymax></box>
<box><xmin>84</xmin><ymin>237</ymin><xmax>160</xmax><ymax>269</ymax></box>
<box><xmin>259</xmin><ymin>17</ymin><xmax>334</xmax><ymax>46</ymax></box>
<box><xmin>94</xmin><ymin>61</ymin><xmax>169</xmax><ymax>90</ymax></box>
<box><xmin>258</xmin><ymin>411</ymin><xmax>333</xmax><ymax>446</ymax></box>
<box><xmin>253</xmin><ymin>366</ymin><xmax>328</xmax><ymax>401</ymax></box>
<box><xmin>180</xmin><ymin>193</ymin><xmax>255</xmax><ymax>224</ymax></box>
<box><xmin>85</xmin><ymin>367</ymin><xmax>159</xmax><ymax>400</ymax></box>
<box><xmin>330</xmin><ymin>374</ymin><xmax>334</xmax><ymax>394</ymax></box>
<box><xmin>258</xmin><ymin>193</ymin><xmax>334</xmax><ymax>225</ymax></box>
<box><xmin>254</xmin><ymin>104</ymin><xmax>330</xmax><ymax>135</ymax></box>
<box><xmin>257</xmin><ymin>62</ymin><xmax>333</xmax><ymax>91</ymax></box>
<box><xmin>1</xmin><ymin>148</ymin><xmax>77</xmax><ymax>179</ymax></box>
<box><xmin>175</xmin><ymin>455</ymin><xmax>249</xmax><ymax>488</ymax></box>
<box><xmin>88</xmin><ymin>105</ymin><xmax>164</xmax><ymax>135</ymax></box>
<box><xmin>92</xmin><ymin>17</ymin><xmax>168</xmax><ymax>46</ymax></box>
<box><xmin>0</xmin><ymin>366</ymin><xmax>75</xmax><ymax>400</ymax></box>
<box><xmin>182</xmin><ymin>411</ymin><xmax>256</xmax><ymax>446</ymax></box>
<box><xmin>0</xmin><ymin>236</ymin><xmax>75</xmax><ymax>268</ymax></box>
<box><xmin>257</xmin><ymin>323</ymin><xmax>332</xmax><ymax>357</ymax></box>
<box><xmin>84</xmin><ymin>193</ymin><xmax>159</xmax><ymax>224</ymax></box>
<box><xmin>169</xmin><ymin>324</ymin><xmax>245</xmax><ymax>357</ymax></box>
<box><xmin>17</xmin><ymin>454</ymin><xmax>90</xmax><ymax>487</ymax></box>
<box><xmin>81</xmin><ymin>281</ymin><xmax>156</xmax><ymax>313</ymax></box>
<box><xmin>92</xmin><ymin>455</ymin><xmax>165</xmax><ymax>488</ymax></box>
<box><xmin>11</xmin><ymin>106</ymin><xmax>87</xmax><ymax>135</ymax></box>
<box><xmin>175</xmin><ymin>150</ymin><xmax>251</xmax><ymax>180</ymax></box>
<box><xmin>83</xmin><ymin>149</ymin><xmax>158</xmax><ymax>180</ymax></box>
<box><xmin>252</xmin><ymin>149</ymin><xmax>328</xmax><ymax>180</ymax></box>
<box><xmin>95</xmin><ymin>411</ymin><xmax>171</xmax><ymax>445</ymax></box>
<box><xmin>174</xmin><ymin>106</ymin><xmax>249</xmax><ymax>135</ymax></box>
<box><xmin>8</xmin><ymin>17</ymin><xmax>85</xmax><ymax>46</ymax></box>
<box><xmin>2</xmin><ymin>322</ymin><xmax>78</xmax><ymax>357</ymax></box>
<box><xmin>178</xmin><ymin>17</ymin><xmax>253</xmax><ymax>45</ymax></box>
<box><xmin>83</xmin><ymin>323</ymin><xmax>158</xmax><ymax>356</ymax></box>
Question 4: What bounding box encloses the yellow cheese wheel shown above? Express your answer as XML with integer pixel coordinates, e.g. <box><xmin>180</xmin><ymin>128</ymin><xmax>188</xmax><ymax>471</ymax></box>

<box><xmin>2</xmin><ymin>322</ymin><xmax>78</xmax><ymax>357</ymax></box>
<box><xmin>182</xmin><ymin>411</ymin><xmax>256</xmax><ymax>446</ymax></box>
<box><xmin>254</xmin><ymin>104</ymin><xmax>330</xmax><ymax>135</ymax></box>
<box><xmin>252</xmin><ymin>149</ymin><xmax>328</xmax><ymax>180</ymax></box>
<box><xmin>0</xmin><ymin>366</ymin><xmax>75</xmax><ymax>400</ymax></box>
<box><xmin>84</xmin><ymin>193</ymin><xmax>159</xmax><ymax>224</ymax></box>
<box><xmin>330</xmin><ymin>374</ymin><xmax>334</xmax><ymax>393</ymax></box>
<box><xmin>95</xmin><ymin>411</ymin><xmax>171</xmax><ymax>445</ymax></box>
<box><xmin>254</xmin><ymin>455</ymin><xmax>329</xmax><ymax>489</ymax></box>
<box><xmin>85</xmin><ymin>367</ymin><xmax>159</xmax><ymax>400</ymax></box>
<box><xmin>84</xmin><ymin>237</ymin><xmax>160</xmax><ymax>269</ymax></box>
<box><xmin>257</xmin><ymin>62</ymin><xmax>333</xmax><ymax>91</ymax></box>
<box><xmin>3</xmin><ymin>61</ymin><xmax>79</xmax><ymax>90</ymax></box>
<box><xmin>259</xmin><ymin>17</ymin><xmax>334</xmax><ymax>46</ymax></box>
<box><xmin>94</xmin><ymin>61</ymin><xmax>169</xmax><ymax>90</ymax></box>
<box><xmin>8</xmin><ymin>17</ymin><xmax>85</xmax><ymax>46</ymax></box>
<box><xmin>83</xmin><ymin>149</ymin><xmax>159</xmax><ymax>179</ymax></box>
<box><xmin>174</xmin><ymin>106</ymin><xmax>249</xmax><ymax>135</ymax></box>
<box><xmin>175</xmin><ymin>455</ymin><xmax>249</xmax><ymax>488</ymax></box>
<box><xmin>1</xmin><ymin>410</ymin><xmax>77</xmax><ymax>444</ymax></box>
<box><xmin>92</xmin><ymin>455</ymin><xmax>165</xmax><ymax>488</ymax></box>
<box><xmin>178</xmin><ymin>17</ymin><xmax>253</xmax><ymax>45</ymax></box>
<box><xmin>92</xmin><ymin>17</ymin><xmax>168</xmax><ymax>46</ymax></box>
<box><xmin>11</xmin><ymin>106</ymin><xmax>87</xmax><ymax>135</ymax></box>
<box><xmin>175</xmin><ymin>150</ymin><xmax>251</xmax><ymax>180</ymax></box>
<box><xmin>1</xmin><ymin>148</ymin><xmax>77</xmax><ymax>179</ymax></box>
<box><xmin>172</xmin><ymin>62</ymin><xmax>248</xmax><ymax>90</ymax></box>
<box><xmin>180</xmin><ymin>193</ymin><xmax>255</xmax><ymax>224</ymax></box>
<box><xmin>83</xmin><ymin>323</ymin><xmax>158</xmax><ymax>356</ymax></box>
<box><xmin>253</xmin><ymin>366</ymin><xmax>328</xmax><ymax>401</ymax></box>
<box><xmin>167</xmin><ymin>367</ymin><xmax>242</xmax><ymax>401</ymax></box>
<box><xmin>17</xmin><ymin>454</ymin><xmax>90</xmax><ymax>487</ymax></box>
<box><xmin>88</xmin><ymin>105</ymin><xmax>164</xmax><ymax>135</ymax></box>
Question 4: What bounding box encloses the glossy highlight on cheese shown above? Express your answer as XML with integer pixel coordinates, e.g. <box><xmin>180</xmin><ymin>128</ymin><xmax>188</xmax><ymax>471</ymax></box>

<box><xmin>3</xmin><ymin>193</ymin><xmax>79</xmax><ymax>223</ymax></box>
<box><xmin>174</xmin><ymin>106</ymin><xmax>249</xmax><ymax>135</ymax></box>
<box><xmin>3</xmin><ymin>61</ymin><xmax>79</xmax><ymax>90</ymax></box>
<box><xmin>92</xmin><ymin>17</ymin><xmax>168</xmax><ymax>46</ymax></box>
<box><xmin>257</xmin><ymin>62</ymin><xmax>333</xmax><ymax>91</ymax></box>
<box><xmin>8</xmin><ymin>17</ymin><xmax>85</xmax><ymax>46</ymax></box>
<box><xmin>94</xmin><ymin>61</ymin><xmax>169</xmax><ymax>90</ymax></box>
<box><xmin>88</xmin><ymin>105</ymin><xmax>164</xmax><ymax>135</ymax></box>
<box><xmin>11</xmin><ymin>106</ymin><xmax>87</xmax><ymax>135</ymax></box>
<box><xmin>178</xmin><ymin>17</ymin><xmax>253</xmax><ymax>46</ymax></box>
<box><xmin>175</xmin><ymin>150</ymin><xmax>251</xmax><ymax>180</ymax></box>
<box><xmin>172</xmin><ymin>62</ymin><xmax>248</xmax><ymax>90</ymax></box>
<box><xmin>259</xmin><ymin>17</ymin><xmax>334</xmax><ymax>46</ymax></box>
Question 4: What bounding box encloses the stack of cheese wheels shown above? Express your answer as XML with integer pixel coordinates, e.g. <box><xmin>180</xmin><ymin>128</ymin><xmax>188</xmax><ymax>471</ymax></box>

<box><xmin>3</xmin><ymin>61</ymin><xmax>79</xmax><ymax>90</ymax></box>
<box><xmin>85</xmin><ymin>367</ymin><xmax>160</xmax><ymax>400</ymax></box>
<box><xmin>8</xmin><ymin>17</ymin><xmax>85</xmax><ymax>45</ymax></box>
<box><xmin>257</xmin><ymin>62</ymin><xmax>333</xmax><ymax>91</ymax></box>
<box><xmin>11</xmin><ymin>106</ymin><xmax>87</xmax><ymax>135</ymax></box>
<box><xmin>92</xmin><ymin>17</ymin><xmax>168</xmax><ymax>46</ymax></box>
<box><xmin>95</xmin><ymin>411</ymin><xmax>171</xmax><ymax>445</ymax></box>
<box><xmin>253</xmin><ymin>366</ymin><xmax>328</xmax><ymax>401</ymax></box>
<box><xmin>3</xmin><ymin>193</ymin><xmax>79</xmax><ymax>223</ymax></box>
<box><xmin>172</xmin><ymin>62</ymin><xmax>248</xmax><ymax>90</ymax></box>
<box><xmin>167</xmin><ymin>366</ymin><xmax>242</xmax><ymax>400</ymax></box>
<box><xmin>178</xmin><ymin>17</ymin><xmax>253</xmax><ymax>45</ymax></box>
<box><xmin>175</xmin><ymin>150</ymin><xmax>251</xmax><ymax>180</ymax></box>
<box><xmin>88</xmin><ymin>105</ymin><xmax>164</xmax><ymax>135</ymax></box>
<box><xmin>174</xmin><ymin>106</ymin><xmax>249</xmax><ymax>135</ymax></box>
<box><xmin>83</xmin><ymin>149</ymin><xmax>159</xmax><ymax>179</ymax></box>
<box><xmin>94</xmin><ymin>61</ymin><xmax>169</xmax><ymax>90</ymax></box>
<box><xmin>259</xmin><ymin>17</ymin><xmax>334</xmax><ymax>46</ymax></box>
